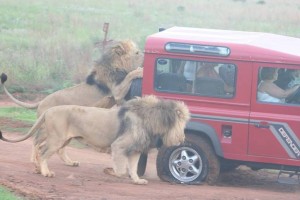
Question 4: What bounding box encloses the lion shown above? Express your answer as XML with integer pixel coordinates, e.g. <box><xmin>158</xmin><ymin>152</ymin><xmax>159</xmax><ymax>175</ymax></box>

<box><xmin>0</xmin><ymin>95</ymin><xmax>190</xmax><ymax>185</ymax></box>
<box><xmin>1</xmin><ymin>39</ymin><xmax>144</xmax><ymax>164</ymax></box>
<box><xmin>1</xmin><ymin>39</ymin><xmax>143</xmax><ymax>116</ymax></box>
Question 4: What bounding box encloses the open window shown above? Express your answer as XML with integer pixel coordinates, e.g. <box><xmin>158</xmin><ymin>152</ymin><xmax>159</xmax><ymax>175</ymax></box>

<box><xmin>155</xmin><ymin>58</ymin><xmax>237</xmax><ymax>98</ymax></box>
<box><xmin>257</xmin><ymin>66</ymin><xmax>300</xmax><ymax>104</ymax></box>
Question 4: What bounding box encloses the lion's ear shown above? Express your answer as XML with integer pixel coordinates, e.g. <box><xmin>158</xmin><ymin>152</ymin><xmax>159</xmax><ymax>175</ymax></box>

<box><xmin>113</xmin><ymin>43</ymin><xmax>126</xmax><ymax>56</ymax></box>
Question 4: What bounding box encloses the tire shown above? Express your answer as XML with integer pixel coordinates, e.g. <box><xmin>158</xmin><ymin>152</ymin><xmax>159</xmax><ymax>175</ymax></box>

<box><xmin>125</xmin><ymin>78</ymin><xmax>143</xmax><ymax>100</ymax></box>
<box><xmin>137</xmin><ymin>153</ymin><xmax>148</xmax><ymax>176</ymax></box>
<box><xmin>156</xmin><ymin>134</ymin><xmax>220</xmax><ymax>185</ymax></box>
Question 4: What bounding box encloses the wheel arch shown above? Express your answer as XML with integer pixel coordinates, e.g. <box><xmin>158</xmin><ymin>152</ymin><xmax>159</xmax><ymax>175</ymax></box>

<box><xmin>185</xmin><ymin>121</ymin><xmax>223</xmax><ymax>157</ymax></box>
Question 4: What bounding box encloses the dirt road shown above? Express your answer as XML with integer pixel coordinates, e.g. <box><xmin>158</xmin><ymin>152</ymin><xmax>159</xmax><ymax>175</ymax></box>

<box><xmin>0</xmin><ymin>99</ymin><xmax>299</xmax><ymax>200</ymax></box>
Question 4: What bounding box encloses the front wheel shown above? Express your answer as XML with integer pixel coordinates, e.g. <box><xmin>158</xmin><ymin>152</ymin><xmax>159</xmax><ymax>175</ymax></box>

<box><xmin>156</xmin><ymin>134</ymin><xmax>220</xmax><ymax>185</ymax></box>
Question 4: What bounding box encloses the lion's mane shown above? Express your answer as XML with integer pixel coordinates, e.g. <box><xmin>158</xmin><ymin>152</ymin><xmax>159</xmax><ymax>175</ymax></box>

<box><xmin>117</xmin><ymin>95</ymin><xmax>190</xmax><ymax>154</ymax></box>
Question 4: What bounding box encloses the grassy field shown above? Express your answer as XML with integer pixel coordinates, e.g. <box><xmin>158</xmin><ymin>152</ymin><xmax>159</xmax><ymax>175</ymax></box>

<box><xmin>1</xmin><ymin>0</ymin><xmax>300</xmax><ymax>92</ymax></box>
<box><xmin>0</xmin><ymin>107</ymin><xmax>36</xmax><ymax>122</ymax></box>
<box><xmin>0</xmin><ymin>187</ymin><xmax>21</xmax><ymax>200</ymax></box>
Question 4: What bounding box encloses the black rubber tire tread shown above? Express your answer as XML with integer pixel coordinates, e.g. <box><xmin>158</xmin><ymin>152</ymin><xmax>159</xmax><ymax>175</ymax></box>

<box><xmin>186</xmin><ymin>134</ymin><xmax>220</xmax><ymax>185</ymax></box>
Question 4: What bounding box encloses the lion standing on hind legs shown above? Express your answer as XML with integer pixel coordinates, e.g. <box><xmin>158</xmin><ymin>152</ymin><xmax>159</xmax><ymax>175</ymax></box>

<box><xmin>0</xmin><ymin>95</ymin><xmax>190</xmax><ymax>185</ymax></box>
<box><xmin>0</xmin><ymin>39</ymin><xmax>144</xmax><ymax>167</ymax></box>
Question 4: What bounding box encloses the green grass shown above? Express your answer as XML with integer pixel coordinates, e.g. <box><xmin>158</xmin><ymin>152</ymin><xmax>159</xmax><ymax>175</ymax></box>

<box><xmin>1</xmin><ymin>0</ymin><xmax>300</xmax><ymax>92</ymax></box>
<box><xmin>0</xmin><ymin>106</ymin><xmax>86</xmax><ymax>148</ymax></box>
<box><xmin>0</xmin><ymin>187</ymin><xmax>22</xmax><ymax>200</ymax></box>
<box><xmin>0</xmin><ymin>107</ymin><xmax>36</xmax><ymax>123</ymax></box>
<box><xmin>0</xmin><ymin>107</ymin><xmax>35</xmax><ymax>134</ymax></box>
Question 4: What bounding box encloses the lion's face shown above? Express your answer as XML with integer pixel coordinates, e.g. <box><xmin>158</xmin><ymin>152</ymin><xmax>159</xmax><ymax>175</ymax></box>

<box><xmin>102</xmin><ymin>40</ymin><xmax>144</xmax><ymax>73</ymax></box>
<box><xmin>87</xmin><ymin>39</ymin><xmax>144</xmax><ymax>88</ymax></box>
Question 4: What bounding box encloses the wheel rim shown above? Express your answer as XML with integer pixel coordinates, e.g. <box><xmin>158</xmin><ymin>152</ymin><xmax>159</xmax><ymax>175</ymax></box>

<box><xmin>169</xmin><ymin>147</ymin><xmax>203</xmax><ymax>183</ymax></box>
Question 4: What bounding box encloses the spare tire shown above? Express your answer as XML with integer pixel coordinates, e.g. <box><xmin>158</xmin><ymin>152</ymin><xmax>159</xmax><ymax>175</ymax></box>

<box><xmin>125</xmin><ymin>78</ymin><xmax>143</xmax><ymax>100</ymax></box>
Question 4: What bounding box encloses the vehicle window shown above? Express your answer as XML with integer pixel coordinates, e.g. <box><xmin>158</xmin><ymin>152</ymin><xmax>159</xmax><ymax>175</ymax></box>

<box><xmin>155</xmin><ymin>58</ymin><xmax>236</xmax><ymax>98</ymax></box>
<box><xmin>257</xmin><ymin>66</ymin><xmax>300</xmax><ymax>105</ymax></box>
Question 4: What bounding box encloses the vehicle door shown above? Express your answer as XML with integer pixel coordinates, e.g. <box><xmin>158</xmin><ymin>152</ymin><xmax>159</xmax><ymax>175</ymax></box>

<box><xmin>249</xmin><ymin>63</ymin><xmax>300</xmax><ymax>165</ymax></box>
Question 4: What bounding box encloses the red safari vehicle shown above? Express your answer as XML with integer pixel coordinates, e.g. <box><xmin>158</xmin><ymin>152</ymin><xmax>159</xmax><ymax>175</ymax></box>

<box><xmin>141</xmin><ymin>27</ymin><xmax>300</xmax><ymax>184</ymax></box>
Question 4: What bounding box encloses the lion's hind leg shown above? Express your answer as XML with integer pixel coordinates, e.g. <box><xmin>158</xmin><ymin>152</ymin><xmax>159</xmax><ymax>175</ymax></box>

<box><xmin>58</xmin><ymin>147</ymin><xmax>80</xmax><ymax>167</ymax></box>
<box><xmin>32</xmin><ymin>128</ymin><xmax>47</xmax><ymax>174</ymax></box>
<box><xmin>38</xmin><ymin>148</ymin><xmax>56</xmax><ymax>177</ymax></box>
<box><xmin>38</xmin><ymin>139</ymin><xmax>67</xmax><ymax>177</ymax></box>
<box><xmin>32</xmin><ymin>145</ymin><xmax>41</xmax><ymax>174</ymax></box>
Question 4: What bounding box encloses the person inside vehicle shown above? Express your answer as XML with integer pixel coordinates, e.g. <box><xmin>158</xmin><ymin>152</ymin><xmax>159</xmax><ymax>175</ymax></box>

<box><xmin>179</xmin><ymin>61</ymin><xmax>235</xmax><ymax>94</ymax></box>
<box><xmin>183</xmin><ymin>61</ymin><xmax>197</xmax><ymax>82</ymax></box>
<box><xmin>196</xmin><ymin>62</ymin><xmax>234</xmax><ymax>93</ymax></box>
<box><xmin>196</xmin><ymin>62</ymin><xmax>219</xmax><ymax>78</ymax></box>
<box><xmin>182</xmin><ymin>61</ymin><xmax>220</xmax><ymax>81</ymax></box>
<box><xmin>257</xmin><ymin>67</ymin><xmax>300</xmax><ymax>103</ymax></box>
<box><xmin>287</xmin><ymin>69</ymin><xmax>300</xmax><ymax>88</ymax></box>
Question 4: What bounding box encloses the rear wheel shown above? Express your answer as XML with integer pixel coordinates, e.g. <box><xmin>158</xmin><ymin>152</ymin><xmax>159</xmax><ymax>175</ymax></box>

<box><xmin>156</xmin><ymin>134</ymin><xmax>220</xmax><ymax>185</ymax></box>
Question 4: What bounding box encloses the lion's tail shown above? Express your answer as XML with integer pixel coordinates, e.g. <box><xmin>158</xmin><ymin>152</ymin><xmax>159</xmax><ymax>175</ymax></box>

<box><xmin>0</xmin><ymin>112</ymin><xmax>46</xmax><ymax>143</ymax></box>
<box><xmin>1</xmin><ymin>73</ymin><xmax>40</xmax><ymax>109</ymax></box>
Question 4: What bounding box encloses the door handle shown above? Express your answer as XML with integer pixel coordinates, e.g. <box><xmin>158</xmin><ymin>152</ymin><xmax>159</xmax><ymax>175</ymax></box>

<box><xmin>254</xmin><ymin>121</ymin><xmax>270</xmax><ymax>129</ymax></box>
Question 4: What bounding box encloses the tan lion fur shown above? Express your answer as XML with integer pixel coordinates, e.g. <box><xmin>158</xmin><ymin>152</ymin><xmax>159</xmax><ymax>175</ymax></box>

<box><xmin>0</xmin><ymin>95</ymin><xmax>190</xmax><ymax>185</ymax></box>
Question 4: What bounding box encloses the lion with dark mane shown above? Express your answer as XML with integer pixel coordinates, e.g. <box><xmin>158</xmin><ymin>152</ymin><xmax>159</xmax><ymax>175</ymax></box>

<box><xmin>0</xmin><ymin>95</ymin><xmax>190</xmax><ymax>185</ymax></box>
<box><xmin>1</xmin><ymin>39</ymin><xmax>144</xmax><ymax>163</ymax></box>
